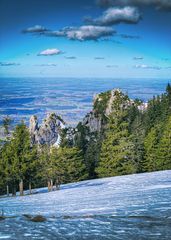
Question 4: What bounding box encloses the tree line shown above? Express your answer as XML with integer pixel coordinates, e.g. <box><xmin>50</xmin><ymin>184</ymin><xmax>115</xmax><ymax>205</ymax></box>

<box><xmin>0</xmin><ymin>122</ymin><xmax>87</xmax><ymax>195</ymax></box>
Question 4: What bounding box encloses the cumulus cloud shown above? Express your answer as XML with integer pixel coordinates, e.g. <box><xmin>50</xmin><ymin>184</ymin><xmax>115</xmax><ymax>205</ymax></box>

<box><xmin>134</xmin><ymin>64</ymin><xmax>162</xmax><ymax>70</ymax></box>
<box><xmin>45</xmin><ymin>25</ymin><xmax>115</xmax><ymax>41</ymax></box>
<box><xmin>22</xmin><ymin>25</ymin><xmax>49</xmax><ymax>34</ymax></box>
<box><xmin>96</xmin><ymin>0</ymin><xmax>171</xmax><ymax>11</ymax></box>
<box><xmin>37</xmin><ymin>49</ymin><xmax>62</xmax><ymax>56</ymax></box>
<box><xmin>0</xmin><ymin>62</ymin><xmax>20</xmax><ymax>66</ymax></box>
<box><xmin>86</xmin><ymin>6</ymin><xmax>141</xmax><ymax>25</ymax></box>
<box><xmin>133</xmin><ymin>56</ymin><xmax>143</xmax><ymax>60</ymax></box>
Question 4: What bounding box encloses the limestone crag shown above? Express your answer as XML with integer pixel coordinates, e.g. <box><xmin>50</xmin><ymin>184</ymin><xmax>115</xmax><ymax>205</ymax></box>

<box><xmin>29</xmin><ymin>113</ymin><xmax>65</xmax><ymax>146</ymax></box>
<box><xmin>81</xmin><ymin>89</ymin><xmax>123</xmax><ymax>133</ymax></box>
<box><xmin>80</xmin><ymin>89</ymin><xmax>145</xmax><ymax>133</ymax></box>
<box><xmin>82</xmin><ymin>111</ymin><xmax>102</xmax><ymax>133</ymax></box>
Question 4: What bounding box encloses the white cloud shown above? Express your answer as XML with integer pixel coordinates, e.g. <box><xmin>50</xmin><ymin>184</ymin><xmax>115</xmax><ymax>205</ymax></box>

<box><xmin>133</xmin><ymin>57</ymin><xmax>144</xmax><ymax>60</ymax></box>
<box><xmin>0</xmin><ymin>62</ymin><xmax>20</xmax><ymax>66</ymax></box>
<box><xmin>134</xmin><ymin>64</ymin><xmax>162</xmax><ymax>70</ymax></box>
<box><xmin>94</xmin><ymin>57</ymin><xmax>105</xmax><ymax>60</ymax></box>
<box><xmin>96</xmin><ymin>0</ymin><xmax>171</xmax><ymax>11</ymax></box>
<box><xmin>37</xmin><ymin>49</ymin><xmax>62</xmax><ymax>56</ymax></box>
<box><xmin>45</xmin><ymin>25</ymin><xmax>115</xmax><ymax>41</ymax></box>
<box><xmin>35</xmin><ymin>63</ymin><xmax>57</xmax><ymax>66</ymax></box>
<box><xmin>22</xmin><ymin>25</ymin><xmax>48</xmax><ymax>34</ymax></box>
<box><xmin>87</xmin><ymin>6</ymin><xmax>141</xmax><ymax>25</ymax></box>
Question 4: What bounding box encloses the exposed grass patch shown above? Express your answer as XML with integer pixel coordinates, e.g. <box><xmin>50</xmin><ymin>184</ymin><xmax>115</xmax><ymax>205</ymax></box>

<box><xmin>23</xmin><ymin>214</ymin><xmax>47</xmax><ymax>222</ymax></box>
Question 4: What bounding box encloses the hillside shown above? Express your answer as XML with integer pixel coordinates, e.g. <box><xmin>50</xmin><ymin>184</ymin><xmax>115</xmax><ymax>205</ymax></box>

<box><xmin>1</xmin><ymin>85</ymin><xmax>171</xmax><ymax>196</ymax></box>
<box><xmin>0</xmin><ymin>170</ymin><xmax>171</xmax><ymax>239</ymax></box>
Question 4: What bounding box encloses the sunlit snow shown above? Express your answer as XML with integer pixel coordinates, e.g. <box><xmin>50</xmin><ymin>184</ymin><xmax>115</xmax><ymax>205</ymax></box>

<box><xmin>0</xmin><ymin>170</ymin><xmax>171</xmax><ymax>239</ymax></box>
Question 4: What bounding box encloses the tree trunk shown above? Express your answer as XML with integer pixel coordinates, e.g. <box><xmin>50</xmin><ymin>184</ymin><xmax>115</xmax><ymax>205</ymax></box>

<box><xmin>48</xmin><ymin>180</ymin><xmax>51</xmax><ymax>192</ymax></box>
<box><xmin>29</xmin><ymin>182</ymin><xmax>32</xmax><ymax>195</ymax></box>
<box><xmin>12</xmin><ymin>185</ymin><xmax>16</xmax><ymax>196</ymax></box>
<box><xmin>19</xmin><ymin>179</ymin><xmax>24</xmax><ymax>196</ymax></box>
<box><xmin>50</xmin><ymin>179</ymin><xmax>53</xmax><ymax>191</ymax></box>
<box><xmin>55</xmin><ymin>178</ymin><xmax>60</xmax><ymax>190</ymax></box>
<box><xmin>6</xmin><ymin>184</ymin><xmax>9</xmax><ymax>197</ymax></box>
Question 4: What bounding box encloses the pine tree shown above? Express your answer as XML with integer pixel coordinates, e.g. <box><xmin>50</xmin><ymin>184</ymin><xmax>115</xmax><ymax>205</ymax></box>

<box><xmin>143</xmin><ymin>126</ymin><xmax>160</xmax><ymax>172</ymax></box>
<box><xmin>24</xmin><ymin>145</ymin><xmax>39</xmax><ymax>194</ymax></box>
<box><xmin>131</xmin><ymin>114</ymin><xmax>145</xmax><ymax>173</ymax></box>
<box><xmin>97</xmin><ymin>115</ymin><xmax>137</xmax><ymax>178</ymax></box>
<box><xmin>166</xmin><ymin>83</ymin><xmax>171</xmax><ymax>105</ymax></box>
<box><xmin>0</xmin><ymin>143</ymin><xmax>13</xmax><ymax>196</ymax></box>
<box><xmin>84</xmin><ymin>138</ymin><xmax>101</xmax><ymax>179</ymax></box>
<box><xmin>156</xmin><ymin>116</ymin><xmax>171</xmax><ymax>170</ymax></box>
<box><xmin>10</xmin><ymin>121</ymin><xmax>32</xmax><ymax>195</ymax></box>
<box><xmin>38</xmin><ymin>145</ymin><xmax>52</xmax><ymax>191</ymax></box>
<box><xmin>50</xmin><ymin>147</ymin><xmax>87</xmax><ymax>184</ymax></box>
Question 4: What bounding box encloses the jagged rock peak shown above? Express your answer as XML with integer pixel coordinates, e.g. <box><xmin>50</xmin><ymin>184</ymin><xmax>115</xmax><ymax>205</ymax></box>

<box><xmin>29</xmin><ymin>113</ymin><xmax>65</xmax><ymax>146</ymax></box>
<box><xmin>81</xmin><ymin>89</ymin><xmax>132</xmax><ymax>133</ymax></box>
<box><xmin>29</xmin><ymin>115</ymin><xmax>39</xmax><ymax>132</ymax></box>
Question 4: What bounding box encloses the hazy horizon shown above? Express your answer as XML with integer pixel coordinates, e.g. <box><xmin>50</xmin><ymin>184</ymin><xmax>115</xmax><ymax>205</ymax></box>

<box><xmin>0</xmin><ymin>77</ymin><xmax>170</xmax><ymax>127</ymax></box>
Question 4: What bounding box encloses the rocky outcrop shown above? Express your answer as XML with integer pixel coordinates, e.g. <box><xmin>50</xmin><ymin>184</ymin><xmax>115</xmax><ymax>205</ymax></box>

<box><xmin>82</xmin><ymin>111</ymin><xmax>102</xmax><ymax>133</ymax></box>
<box><xmin>29</xmin><ymin>113</ymin><xmax>65</xmax><ymax>146</ymax></box>
<box><xmin>80</xmin><ymin>89</ymin><xmax>142</xmax><ymax>133</ymax></box>
<box><xmin>81</xmin><ymin>89</ymin><xmax>126</xmax><ymax>133</ymax></box>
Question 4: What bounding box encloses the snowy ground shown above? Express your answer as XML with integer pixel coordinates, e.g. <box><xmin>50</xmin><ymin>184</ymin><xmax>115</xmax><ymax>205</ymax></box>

<box><xmin>0</xmin><ymin>170</ymin><xmax>171</xmax><ymax>240</ymax></box>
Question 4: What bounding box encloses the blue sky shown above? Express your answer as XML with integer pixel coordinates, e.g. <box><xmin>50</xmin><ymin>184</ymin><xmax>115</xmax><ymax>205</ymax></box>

<box><xmin>0</xmin><ymin>0</ymin><xmax>171</xmax><ymax>78</ymax></box>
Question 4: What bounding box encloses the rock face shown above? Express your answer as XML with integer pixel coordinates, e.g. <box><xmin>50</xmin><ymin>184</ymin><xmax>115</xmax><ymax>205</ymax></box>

<box><xmin>80</xmin><ymin>89</ymin><xmax>142</xmax><ymax>133</ymax></box>
<box><xmin>29</xmin><ymin>113</ymin><xmax>65</xmax><ymax>146</ymax></box>
<box><xmin>82</xmin><ymin>112</ymin><xmax>102</xmax><ymax>133</ymax></box>
<box><xmin>81</xmin><ymin>89</ymin><xmax>123</xmax><ymax>133</ymax></box>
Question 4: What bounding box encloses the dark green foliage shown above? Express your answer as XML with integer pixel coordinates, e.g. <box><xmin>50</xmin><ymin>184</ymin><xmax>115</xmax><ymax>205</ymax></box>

<box><xmin>97</xmin><ymin>107</ymin><xmax>137</xmax><ymax>177</ymax></box>
<box><xmin>77</xmin><ymin>84</ymin><xmax>171</xmax><ymax>178</ymax></box>
<box><xmin>49</xmin><ymin>147</ymin><xmax>87</xmax><ymax>183</ymax></box>
<box><xmin>74</xmin><ymin>123</ymin><xmax>89</xmax><ymax>153</ymax></box>
<box><xmin>0</xmin><ymin>84</ymin><xmax>171</xmax><ymax>196</ymax></box>
<box><xmin>0</xmin><ymin>123</ymin><xmax>88</xmax><ymax>194</ymax></box>
<box><xmin>156</xmin><ymin>116</ymin><xmax>171</xmax><ymax>170</ymax></box>
<box><xmin>130</xmin><ymin>116</ymin><xmax>145</xmax><ymax>173</ymax></box>
<box><xmin>143</xmin><ymin>126</ymin><xmax>160</xmax><ymax>172</ymax></box>
<box><xmin>84</xmin><ymin>137</ymin><xmax>101</xmax><ymax>179</ymax></box>
<box><xmin>0</xmin><ymin>121</ymin><xmax>39</xmax><ymax>194</ymax></box>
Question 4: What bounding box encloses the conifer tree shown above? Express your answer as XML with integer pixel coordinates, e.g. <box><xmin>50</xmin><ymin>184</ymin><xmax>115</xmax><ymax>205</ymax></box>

<box><xmin>38</xmin><ymin>145</ymin><xmax>52</xmax><ymax>191</ymax></box>
<box><xmin>10</xmin><ymin>121</ymin><xmax>31</xmax><ymax>195</ymax></box>
<box><xmin>84</xmin><ymin>138</ymin><xmax>101</xmax><ymax>179</ymax></box>
<box><xmin>1</xmin><ymin>143</ymin><xmax>13</xmax><ymax>196</ymax></box>
<box><xmin>24</xmin><ymin>145</ymin><xmax>39</xmax><ymax>194</ymax></box>
<box><xmin>97</xmin><ymin>96</ymin><xmax>137</xmax><ymax>178</ymax></box>
<box><xmin>156</xmin><ymin>116</ymin><xmax>171</xmax><ymax>170</ymax></box>
<box><xmin>50</xmin><ymin>147</ymin><xmax>87</xmax><ymax>184</ymax></box>
<box><xmin>143</xmin><ymin>126</ymin><xmax>160</xmax><ymax>172</ymax></box>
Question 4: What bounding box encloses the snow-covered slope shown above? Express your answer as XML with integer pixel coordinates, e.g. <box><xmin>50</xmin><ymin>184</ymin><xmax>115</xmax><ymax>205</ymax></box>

<box><xmin>0</xmin><ymin>170</ymin><xmax>171</xmax><ymax>240</ymax></box>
